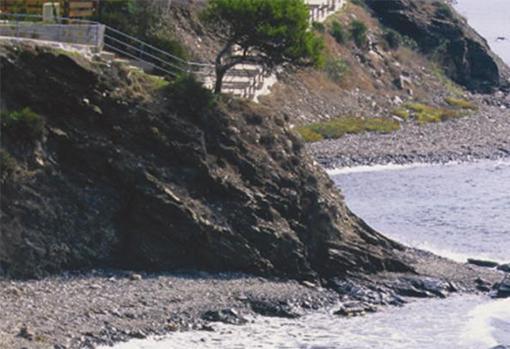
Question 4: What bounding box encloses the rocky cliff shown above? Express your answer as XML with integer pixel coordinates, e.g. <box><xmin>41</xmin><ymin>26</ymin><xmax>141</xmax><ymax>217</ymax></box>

<box><xmin>0</xmin><ymin>43</ymin><xmax>410</xmax><ymax>280</ymax></box>
<box><xmin>365</xmin><ymin>0</ymin><xmax>510</xmax><ymax>93</ymax></box>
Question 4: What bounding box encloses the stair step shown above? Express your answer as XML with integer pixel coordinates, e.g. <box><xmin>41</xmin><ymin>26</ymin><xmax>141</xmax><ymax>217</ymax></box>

<box><xmin>227</xmin><ymin>69</ymin><xmax>262</xmax><ymax>78</ymax></box>
<box><xmin>222</xmin><ymin>81</ymin><xmax>254</xmax><ymax>89</ymax></box>
<box><xmin>99</xmin><ymin>51</ymin><xmax>116</xmax><ymax>60</ymax></box>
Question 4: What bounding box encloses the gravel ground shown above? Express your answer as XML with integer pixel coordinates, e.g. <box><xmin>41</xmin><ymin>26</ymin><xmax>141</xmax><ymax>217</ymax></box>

<box><xmin>308</xmin><ymin>104</ymin><xmax>510</xmax><ymax>168</ymax></box>
<box><xmin>0</xmin><ymin>250</ymin><xmax>506</xmax><ymax>349</ymax></box>
<box><xmin>0</xmin><ymin>272</ymin><xmax>338</xmax><ymax>349</ymax></box>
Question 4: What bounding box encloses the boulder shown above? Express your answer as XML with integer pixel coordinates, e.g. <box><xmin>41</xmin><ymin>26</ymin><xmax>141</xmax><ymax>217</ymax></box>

<box><xmin>497</xmin><ymin>264</ymin><xmax>510</xmax><ymax>273</ymax></box>
<box><xmin>467</xmin><ymin>259</ymin><xmax>499</xmax><ymax>268</ymax></box>
<box><xmin>467</xmin><ymin>258</ymin><xmax>499</xmax><ymax>268</ymax></box>
<box><xmin>394</xmin><ymin>276</ymin><xmax>453</xmax><ymax>298</ymax></box>
<box><xmin>202</xmin><ymin>309</ymin><xmax>247</xmax><ymax>325</ymax></box>
<box><xmin>494</xmin><ymin>276</ymin><xmax>510</xmax><ymax>298</ymax></box>
<box><xmin>334</xmin><ymin>301</ymin><xmax>377</xmax><ymax>317</ymax></box>
<box><xmin>475</xmin><ymin>277</ymin><xmax>492</xmax><ymax>292</ymax></box>
<box><xmin>248</xmin><ymin>299</ymin><xmax>300</xmax><ymax>318</ymax></box>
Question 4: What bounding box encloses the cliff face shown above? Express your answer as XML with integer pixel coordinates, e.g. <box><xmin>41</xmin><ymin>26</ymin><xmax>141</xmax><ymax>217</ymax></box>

<box><xmin>365</xmin><ymin>0</ymin><xmax>510</xmax><ymax>93</ymax></box>
<box><xmin>0</xmin><ymin>44</ymin><xmax>410</xmax><ymax>279</ymax></box>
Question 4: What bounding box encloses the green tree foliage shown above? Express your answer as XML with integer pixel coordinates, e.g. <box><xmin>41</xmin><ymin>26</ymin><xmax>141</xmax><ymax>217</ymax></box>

<box><xmin>349</xmin><ymin>20</ymin><xmax>368</xmax><ymax>48</ymax></box>
<box><xmin>96</xmin><ymin>0</ymin><xmax>153</xmax><ymax>36</ymax></box>
<box><xmin>312</xmin><ymin>21</ymin><xmax>325</xmax><ymax>33</ymax></box>
<box><xmin>203</xmin><ymin>0</ymin><xmax>324</xmax><ymax>93</ymax></box>
<box><xmin>95</xmin><ymin>0</ymin><xmax>188</xmax><ymax>61</ymax></box>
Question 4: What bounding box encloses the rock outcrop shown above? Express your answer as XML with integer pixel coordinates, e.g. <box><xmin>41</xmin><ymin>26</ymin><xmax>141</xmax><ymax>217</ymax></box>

<box><xmin>0</xmin><ymin>43</ymin><xmax>411</xmax><ymax>279</ymax></box>
<box><xmin>365</xmin><ymin>0</ymin><xmax>510</xmax><ymax>93</ymax></box>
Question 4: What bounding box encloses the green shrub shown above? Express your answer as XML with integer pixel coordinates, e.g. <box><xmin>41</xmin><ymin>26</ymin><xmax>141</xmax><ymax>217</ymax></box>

<box><xmin>401</xmin><ymin>35</ymin><xmax>419</xmax><ymax>50</ymax></box>
<box><xmin>296</xmin><ymin>127</ymin><xmax>323</xmax><ymax>142</ymax></box>
<box><xmin>95</xmin><ymin>0</ymin><xmax>188</xmax><ymax>62</ymax></box>
<box><xmin>434</xmin><ymin>2</ymin><xmax>453</xmax><ymax>18</ymax></box>
<box><xmin>0</xmin><ymin>149</ymin><xmax>17</xmax><ymax>181</ymax></box>
<box><xmin>312</xmin><ymin>21</ymin><xmax>325</xmax><ymax>33</ymax></box>
<box><xmin>383</xmin><ymin>29</ymin><xmax>402</xmax><ymax>50</ymax></box>
<box><xmin>445</xmin><ymin>97</ymin><xmax>478</xmax><ymax>110</ymax></box>
<box><xmin>324</xmin><ymin>57</ymin><xmax>350</xmax><ymax>83</ymax></box>
<box><xmin>350</xmin><ymin>20</ymin><xmax>368</xmax><ymax>48</ymax></box>
<box><xmin>0</xmin><ymin>108</ymin><xmax>44</xmax><ymax>140</ymax></box>
<box><xmin>405</xmin><ymin>103</ymin><xmax>462</xmax><ymax>125</ymax></box>
<box><xmin>330</xmin><ymin>21</ymin><xmax>348</xmax><ymax>45</ymax></box>
<box><xmin>166</xmin><ymin>74</ymin><xmax>216</xmax><ymax>117</ymax></box>
<box><xmin>297</xmin><ymin>116</ymin><xmax>400</xmax><ymax>142</ymax></box>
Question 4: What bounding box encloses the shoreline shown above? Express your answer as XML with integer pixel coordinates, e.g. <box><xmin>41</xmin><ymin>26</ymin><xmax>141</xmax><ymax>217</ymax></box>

<box><xmin>1</xmin><ymin>248</ymin><xmax>506</xmax><ymax>349</ymax></box>
<box><xmin>308</xmin><ymin>104</ymin><xmax>510</xmax><ymax>169</ymax></box>
<box><xmin>324</xmin><ymin>158</ymin><xmax>509</xmax><ymax>175</ymax></box>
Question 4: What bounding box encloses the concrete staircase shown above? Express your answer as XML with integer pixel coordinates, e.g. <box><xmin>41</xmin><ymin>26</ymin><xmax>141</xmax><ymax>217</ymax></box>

<box><xmin>0</xmin><ymin>0</ymin><xmax>344</xmax><ymax>101</ymax></box>
<box><xmin>202</xmin><ymin>0</ymin><xmax>345</xmax><ymax>101</ymax></box>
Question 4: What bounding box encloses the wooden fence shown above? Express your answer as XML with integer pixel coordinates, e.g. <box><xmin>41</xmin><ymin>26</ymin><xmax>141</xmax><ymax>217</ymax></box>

<box><xmin>0</xmin><ymin>0</ymin><xmax>98</xmax><ymax>18</ymax></box>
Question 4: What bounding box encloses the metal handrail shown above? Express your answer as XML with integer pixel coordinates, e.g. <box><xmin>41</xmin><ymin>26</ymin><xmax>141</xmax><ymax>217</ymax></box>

<box><xmin>103</xmin><ymin>25</ymin><xmax>211</xmax><ymax>67</ymax></box>
<box><xmin>0</xmin><ymin>13</ymin><xmax>214</xmax><ymax>78</ymax></box>
<box><xmin>103</xmin><ymin>43</ymin><xmax>177</xmax><ymax>76</ymax></box>
<box><xmin>104</xmin><ymin>34</ymin><xmax>187</xmax><ymax>72</ymax></box>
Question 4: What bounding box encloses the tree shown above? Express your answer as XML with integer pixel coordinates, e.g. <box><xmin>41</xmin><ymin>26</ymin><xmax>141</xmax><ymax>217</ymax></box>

<box><xmin>203</xmin><ymin>0</ymin><xmax>324</xmax><ymax>94</ymax></box>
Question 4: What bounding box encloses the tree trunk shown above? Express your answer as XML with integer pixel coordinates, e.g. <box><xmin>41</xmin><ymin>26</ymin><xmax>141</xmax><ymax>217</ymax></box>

<box><xmin>214</xmin><ymin>65</ymin><xmax>227</xmax><ymax>94</ymax></box>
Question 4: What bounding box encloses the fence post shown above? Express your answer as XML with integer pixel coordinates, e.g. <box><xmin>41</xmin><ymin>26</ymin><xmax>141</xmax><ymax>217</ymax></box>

<box><xmin>15</xmin><ymin>14</ymin><xmax>19</xmax><ymax>38</ymax></box>
<box><xmin>96</xmin><ymin>24</ymin><xmax>105</xmax><ymax>52</ymax></box>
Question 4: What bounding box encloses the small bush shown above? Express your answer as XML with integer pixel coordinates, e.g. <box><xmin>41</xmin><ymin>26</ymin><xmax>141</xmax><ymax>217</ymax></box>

<box><xmin>330</xmin><ymin>21</ymin><xmax>348</xmax><ymax>45</ymax></box>
<box><xmin>434</xmin><ymin>2</ymin><xmax>453</xmax><ymax>18</ymax></box>
<box><xmin>445</xmin><ymin>97</ymin><xmax>478</xmax><ymax>110</ymax></box>
<box><xmin>297</xmin><ymin>116</ymin><xmax>400</xmax><ymax>142</ymax></box>
<box><xmin>350</xmin><ymin>20</ymin><xmax>368</xmax><ymax>48</ymax></box>
<box><xmin>296</xmin><ymin>127</ymin><xmax>323</xmax><ymax>142</ymax></box>
<box><xmin>405</xmin><ymin>103</ymin><xmax>462</xmax><ymax>125</ymax></box>
<box><xmin>166</xmin><ymin>74</ymin><xmax>216</xmax><ymax>117</ymax></box>
<box><xmin>0</xmin><ymin>108</ymin><xmax>44</xmax><ymax>141</ymax></box>
<box><xmin>383</xmin><ymin>29</ymin><xmax>402</xmax><ymax>50</ymax></box>
<box><xmin>0</xmin><ymin>149</ymin><xmax>17</xmax><ymax>181</ymax></box>
<box><xmin>401</xmin><ymin>35</ymin><xmax>419</xmax><ymax>50</ymax></box>
<box><xmin>324</xmin><ymin>57</ymin><xmax>350</xmax><ymax>83</ymax></box>
<box><xmin>392</xmin><ymin>108</ymin><xmax>410</xmax><ymax>120</ymax></box>
<box><xmin>312</xmin><ymin>21</ymin><xmax>325</xmax><ymax>33</ymax></box>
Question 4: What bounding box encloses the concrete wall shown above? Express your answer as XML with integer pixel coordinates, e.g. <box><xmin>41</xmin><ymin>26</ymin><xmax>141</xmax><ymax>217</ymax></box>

<box><xmin>0</xmin><ymin>23</ymin><xmax>104</xmax><ymax>49</ymax></box>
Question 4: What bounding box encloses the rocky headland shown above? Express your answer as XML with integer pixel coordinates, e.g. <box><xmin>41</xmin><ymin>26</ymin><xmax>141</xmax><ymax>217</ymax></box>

<box><xmin>1</xmin><ymin>0</ymin><xmax>510</xmax><ymax>348</ymax></box>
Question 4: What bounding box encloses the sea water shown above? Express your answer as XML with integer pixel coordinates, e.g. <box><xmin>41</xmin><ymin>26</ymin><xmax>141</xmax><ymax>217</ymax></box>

<box><xmin>105</xmin><ymin>160</ymin><xmax>510</xmax><ymax>349</ymax></box>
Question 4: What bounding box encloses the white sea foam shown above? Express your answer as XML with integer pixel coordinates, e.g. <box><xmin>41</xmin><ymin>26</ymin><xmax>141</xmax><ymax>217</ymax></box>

<box><xmin>326</xmin><ymin>162</ymin><xmax>433</xmax><ymax>175</ymax></box>
<box><xmin>327</xmin><ymin>159</ymin><xmax>510</xmax><ymax>176</ymax></box>
<box><xmin>461</xmin><ymin>298</ymin><xmax>510</xmax><ymax>348</ymax></box>
<box><xmin>103</xmin><ymin>296</ymin><xmax>510</xmax><ymax>349</ymax></box>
